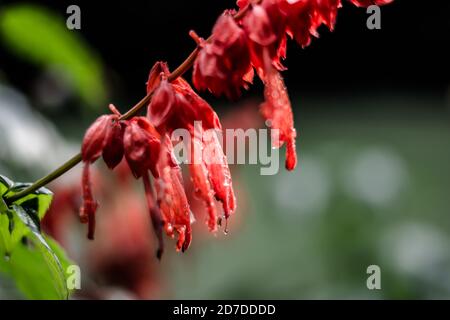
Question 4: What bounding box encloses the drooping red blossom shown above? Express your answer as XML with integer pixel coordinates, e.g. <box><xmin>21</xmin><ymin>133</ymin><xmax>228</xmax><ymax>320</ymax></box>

<box><xmin>147</xmin><ymin>62</ymin><xmax>237</xmax><ymax>227</ymax></box>
<box><xmin>142</xmin><ymin>171</ymin><xmax>165</xmax><ymax>260</ymax></box>
<box><xmin>147</xmin><ymin>78</ymin><xmax>177</xmax><ymax>128</ymax></box>
<box><xmin>260</xmin><ymin>60</ymin><xmax>297</xmax><ymax>170</ymax></box>
<box><xmin>240</xmin><ymin>0</ymin><xmax>287</xmax><ymax>78</ymax></box>
<box><xmin>80</xmin><ymin>163</ymin><xmax>97</xmax><ymax>239</ymax></box>
<box><xmin>172</xmin><ymin>77</ymin><xmax>222</xmax><ymax>132</ymax></box>
<box><xmin>202</xmin><ymin>129</ymin><xmax>236</xmax><ymax>219</ymax></box>
<box><xmin>81</xmin><ymin>113</ymin><xmax>120</xmax><ymax>239</ymax></box>
<box><xmin>235</xmin><ymin>1</ymin><xmax>298</xmax><ymax>170</ymax></box>
<box><xmin>123</xmin><ymin>117</ymin><xmax>161</xmax><ymax>179</ymax></box>
<box><xmin>81</xmin><ymin>114</ymin><xmax>117</xmax><ymax>163</ymax></box>
<box><xmin>148</xmin><ymin>63</ymin><xmax>221</xmax><ymax>133</ymax></box>
<box><xmin>146</xmin><ymin>61</ymin><xmax>165</xmax><ymax>94</ymax></box>
<box><xmin>192</xmin><ymin>13</ymin><xmax>254</xmax><ymax>99</ymax></box>
<box><xmin>241</xmin><ymin>0</ymin><xmax>393</xmax><ymax>51</ymax></box>
<box><xmin>279</xmin><ymin>0</ymin><xmax>342</xmax><ymax>48</ymax></box>
<box><xmin>102</xmin><ymin>120</ymin><xmax>124</xmax><ymax>169</ymax></box>
<box><xmin>188</xmin><ymin>134</ymin><xmax>218</xmax><ymax>232</ymax></box>
<box><xmin>155</xmin><ymin>137</ymin><xmax>192</xmax><ymax>252</ymax></box>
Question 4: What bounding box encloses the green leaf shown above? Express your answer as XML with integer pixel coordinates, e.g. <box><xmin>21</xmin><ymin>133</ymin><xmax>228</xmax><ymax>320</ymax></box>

<box><xmin>0</xmin><ymin>183</ymin><xmax>54</xmax><ymax>254</ymax></box>
<box><xmin>0</xmin><ymin>234</ymin><xmax>73</xmax><ymax>300</ymax></box>
<box><xmin>0</xmin><ymin>207</ymin><xmax>29</xmax><ymax>255</ymax></box>
<box><xmin>0</xmin><ymin>4</ymin><xmax>107</xmax><ymax>108</ymax></box>
<box><xmin>0</xmin><ymin>175</ymin><xmax>19</xmax><ymax>253</ymax></box>
<box><xmin>7</xmin><ymin>183</ymin><xmax>53</xmax><ymax>220</ymax></box>
<box><xmin>0</xmin><ymin>212</ymin><xmax>12</xmax><ymax>255</ymax></box>
<box><xmin>0</xmin><ymin>178</ymin><xmax>73</xmax><ymax>299</ymax></box>
<box><xmin>0</xmin><ymin>175</ymin><xmax>13</xmax><ymax>198</ymax></box>
<box><xmin>11</xmin><ymin>205</ymin><xmax>69</xmax><ymax>299</ymax></box>
<box><xmin>0</xmin><ymin>183</ymin><xmax>53</xmax><ymax>255</ymax></box>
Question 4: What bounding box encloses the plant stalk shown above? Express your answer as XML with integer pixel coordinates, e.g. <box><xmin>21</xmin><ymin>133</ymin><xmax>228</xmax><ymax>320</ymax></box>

<box><xmin>4</xmin><ymin>3</ymin><xmax>254</xmax><ymax>204</ymax></box>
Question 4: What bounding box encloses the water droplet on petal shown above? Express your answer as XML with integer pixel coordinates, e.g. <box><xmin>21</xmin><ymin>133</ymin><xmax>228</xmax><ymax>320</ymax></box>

<box><xmin>189</xmin><ymin>211</ymin><xmax>196</xmax><ymax>224</ymax></box>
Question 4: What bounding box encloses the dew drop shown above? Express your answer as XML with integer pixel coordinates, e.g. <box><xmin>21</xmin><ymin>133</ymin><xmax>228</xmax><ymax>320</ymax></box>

<box><xmin>4</xmin><ymin>253</ymin><xmax>11</xmax><ymax>262</ymax></box>
<box><xmin>223</xmin><ymin>218</ymin><xmax>229</xmax><ymax>235</ymax></box>
<box><xmin>189</xmin><ymin>211</ymin><xmax>196</xmax><ymax>224</ymax></box>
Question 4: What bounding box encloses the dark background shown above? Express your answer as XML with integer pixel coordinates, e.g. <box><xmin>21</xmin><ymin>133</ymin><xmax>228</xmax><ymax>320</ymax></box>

<box><xmin>1</xmin><ymin>0</ymin><xmax>449</xmax><ymax>105</ymax></box>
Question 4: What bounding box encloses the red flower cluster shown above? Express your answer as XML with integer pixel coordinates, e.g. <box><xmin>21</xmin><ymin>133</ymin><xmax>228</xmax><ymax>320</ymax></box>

<box><xmin>80</xmin><ymin>106</ymin><xmax>160</xmax><ymax>241</ymax></box>
<box><xmin>81</xmin><ymin>63</ymin><xmax>236</xmax><ymax>257</ymax></box>
<box><xmin>148</xmin><ymin>62</ymin><xmax>236</xmax><ymax>231</ymax></box>
<box><xmin>192</xmin><ymin>0</ymin><xmax>392</xmax><ymax>171</ymax></box>
<box><xmin>79</xmin><ymin>0</ymin><xmax>393</xmax><ymax>258</ymax></box>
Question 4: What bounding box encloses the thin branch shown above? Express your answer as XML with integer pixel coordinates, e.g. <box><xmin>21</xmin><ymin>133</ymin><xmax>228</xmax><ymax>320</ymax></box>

<box><xmin>4</xmin><ymin>3</ymin><xmax>254</xmax><ymax>204</ymax></box>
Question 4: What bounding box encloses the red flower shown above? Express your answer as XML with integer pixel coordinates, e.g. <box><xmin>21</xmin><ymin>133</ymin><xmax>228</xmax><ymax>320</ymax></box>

<box><xmin>240</xmin><ymin>0</ymin><xmax>287</xmax><ymax>78</ymax></box>
<box><xmin>123</xmin><ymin>117</ymin><xmax>161</xmax><ymax>179</ymax></box>
<box><xmin>155</xmin><ymin>137</ymin><xmax>192</xmax><ymax>252</ymax></box>
<box><xmin>260</xmin><ymin>62</ymin><xmax>297</xmax><ymax>171</ymax></box>
<box><xmin>81</xmin><ymin>115</ymin><xmax>114</xmax><ymax>163</ymax></box>
<box><xmin>80</xmin><ymin>112</ymin><xmax>162</xmax><ymax>240</ymax></box>
<box><xmin>192</xmin><ymin>13</ymin><xmax>254</xmax><ymax>99</ymax></box>
<box><xmin>147</xmin><ymin>62</ymin><xmax>236</xmax><ymax>231</ymax></box>
<box><xmin>147</xmin><ymin>79</ymin><xmax>177</xmax><ymax>128</ymax></box>
<box><xmin>102</xmin><ymin>119</ymin><xmax>124</xmax><ymax>170</ymax></box>
<box><xmin>75</xmin><ymin>0</ymin><xmax>395</xmax><ymax>257</ymax></box>
<box><xmin>188</xmin><ymin>134</ymin><xmax>218</xmax><ymax>232</ymax></box>
<box><xmin>81</xmin><ymin>112</ymin><xmax>123</xmax><ymax>239</ymax></box>
<box><xmin>237</xmin><ymin>1</ymin><xmax>298</xmax><ymax>170</ymax></box>
<box><xmin>279</xmin><ymin>0</ymin><xmax>342</xmax><ymax>48</ymax></box>
<box><xmin>202</xmin><ymin>129</ymin><xmax>236</xmax><ymax>219</ymax></box>
<box><xmin>148</xmin><ymin>63</ymin><xmax>221</xmax><ymax>133</ymax></box>
<box><xmin>80</xmin><ymin>164</ymin><xmax>97</xmax><ymax>239</ymax></box>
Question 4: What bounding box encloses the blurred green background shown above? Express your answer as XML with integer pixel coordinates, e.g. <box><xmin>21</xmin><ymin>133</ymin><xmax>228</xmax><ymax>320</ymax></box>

<box><xmin>1</xmin><ymin>0</ymin><xmax>449</xmax><ymax>299</ymax></box>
